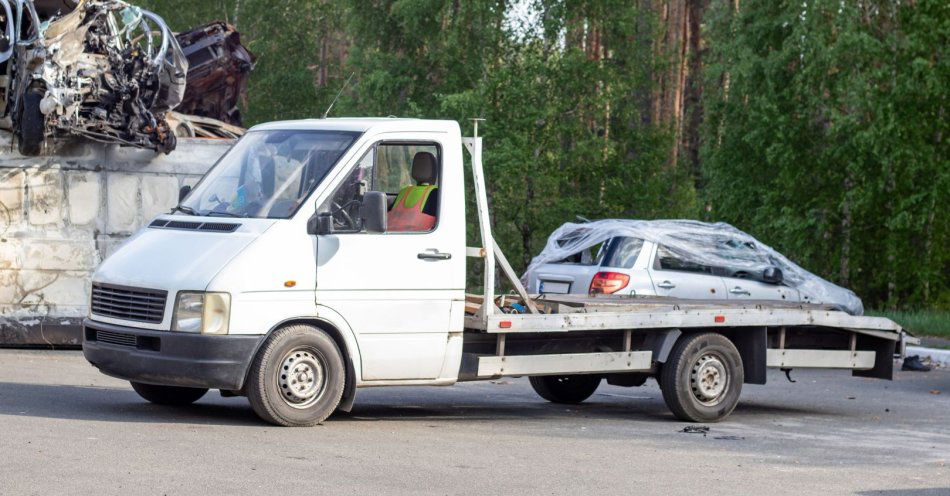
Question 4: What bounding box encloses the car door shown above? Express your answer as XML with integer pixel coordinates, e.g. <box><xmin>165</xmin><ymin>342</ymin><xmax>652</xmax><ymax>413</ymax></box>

<box><xmin>722</xmin><ymin>272</ymin><xmax>800</xmax><ymax>302</ymax></box>
<box><xmin>648</xmin><ymin>244</ymin><xmax>728</xmax><ymax>299</ymax></box>
<box><xmin>313</xmin><ymin>135</ymin><xmax>465</xmax><ymax>381</ymax></box>
<box><xmin>714</xmin><ymin>239</ymin><xmax>801</xmax><ymax>303</ymax></box>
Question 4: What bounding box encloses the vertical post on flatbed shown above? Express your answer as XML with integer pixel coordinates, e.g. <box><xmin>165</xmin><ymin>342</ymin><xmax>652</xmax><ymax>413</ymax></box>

<box><xmin>464</xmin><ymin>120</ymin><xmax>495</xmax><ymax>321</ymax></box>
<box><xmin>623</xmin><ymin>330</ymin><xmax>632</xmax><ymax>352</ymax></box>
<box><xmin>778</xmin><ymin>327</ymin><xmax>786</xmax><ymax>349</ymax></box>
<box><xmin>496</xmin><ymin>334</ymin><xmax>506</xmax><ymax>357</ymax></box>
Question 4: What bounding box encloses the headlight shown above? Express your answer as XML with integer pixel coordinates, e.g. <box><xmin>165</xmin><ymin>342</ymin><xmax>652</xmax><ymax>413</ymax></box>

<box><xmin>172</xmin><ymin>292</ymin><xmax>230</xmax><ymax>335</ymax></box>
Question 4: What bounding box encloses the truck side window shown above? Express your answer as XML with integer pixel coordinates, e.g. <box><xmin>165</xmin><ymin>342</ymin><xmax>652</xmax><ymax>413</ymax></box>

<box><xmin>377</xmin><ymin>143</ymin><xmax>440</xmax><ymax>232</ymax></box>
<box><xmin>323</xmin><ymin>142</ymin><xmax>441</xmax><ymax>234</ymax></box>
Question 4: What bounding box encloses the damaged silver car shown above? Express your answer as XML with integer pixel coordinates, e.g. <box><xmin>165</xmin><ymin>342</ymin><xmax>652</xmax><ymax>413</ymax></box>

<box><xmin>0</xmin><ymin>0</ymin><xmax>186</xmax><ymax>155</ymax></box>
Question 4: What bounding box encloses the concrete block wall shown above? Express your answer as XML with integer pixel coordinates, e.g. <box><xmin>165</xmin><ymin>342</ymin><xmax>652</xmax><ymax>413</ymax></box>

<box><xmin>0</xmin><ymin>133</ymin><xmax>232</xmax><ymax>346</ymax></box>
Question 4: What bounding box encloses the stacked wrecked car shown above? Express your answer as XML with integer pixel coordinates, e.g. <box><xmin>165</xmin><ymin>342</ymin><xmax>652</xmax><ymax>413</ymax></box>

<box><xmin>0</xmin><ymin>0</ymin><xmax>254</xmax><ymax>155</ymax></box>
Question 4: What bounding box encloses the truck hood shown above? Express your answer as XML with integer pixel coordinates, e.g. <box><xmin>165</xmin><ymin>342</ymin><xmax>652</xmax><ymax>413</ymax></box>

<box><xmin>93</xmin><ymin>217</ymin><xmax>275</xmax><ymax>293</ymax></box>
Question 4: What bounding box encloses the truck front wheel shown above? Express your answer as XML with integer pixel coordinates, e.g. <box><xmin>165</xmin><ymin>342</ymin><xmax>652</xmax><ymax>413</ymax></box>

<box><xmin>246</xmin><ymin>324</ymin><xmax>345</xmax><ymax>426</ymax></box>
<box><xmin>529</xmin><ymin>374</ymin><xmax>601</xmax><ymax>404</ymax></box>
<box><xmin>130</xmin><ymin>382</ymin><xmax>208</xmax><ymax>406</ymax></box>
<box><xmin>659</xmin><ymin>332</ymin><xmax>744</xmax><ymax>422</ymax></box>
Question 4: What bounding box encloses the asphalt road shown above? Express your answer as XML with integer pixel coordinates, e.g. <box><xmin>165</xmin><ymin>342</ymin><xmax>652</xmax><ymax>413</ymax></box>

<box><xmin>0</xmin><ymin>350</ymin><xmax>947</xmax><ymax>495</ymax></box>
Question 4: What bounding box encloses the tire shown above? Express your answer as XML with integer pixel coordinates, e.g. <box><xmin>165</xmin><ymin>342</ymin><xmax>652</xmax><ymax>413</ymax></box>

<box><xmin>130</xmin><ymin>382</ymin><xmax>208</xmax><ymax>406</ymax></box>
<box><xmin>246</xmin><ymin>325</ymin><xmax>345</xmax><ymax>426</ymax></box>
<box><xmin>529</xmin><ymin>374</ymin><xmax>601</xmax><ymax>404</ymax></box>
<box><xmin>17</xmin><ymin>87</ymin><xmax>45</xmax><ymax>156</ymax></box>
<box><xmin>659</xmin><ymin>332</ymin><xmax>744</xmax><ymax>423</ymax></box>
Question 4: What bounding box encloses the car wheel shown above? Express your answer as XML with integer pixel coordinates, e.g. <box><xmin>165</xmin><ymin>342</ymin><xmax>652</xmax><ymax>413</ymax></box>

<box><xmin>130</xmin><ymin>382</ymin><xmax>208</xmax><ymax>406</ymax></box>
<box><xmin>529</xmin><ymin>374</ymin><xmax>601</xmax><ymax>404</ymax></box>
<box><xmin>246</xmin><ymin>324</ymin><xmax>345</xmax><ymax>426</ymax></box>
<box><xmin>659</xmin><ymin>332</ymin><xmax>743</xmax><ymax>422</ymax></box>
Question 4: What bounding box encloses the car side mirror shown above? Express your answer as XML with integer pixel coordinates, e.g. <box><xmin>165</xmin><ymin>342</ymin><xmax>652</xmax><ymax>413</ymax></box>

<box><xmin>178</xmin><ymin>185</ymin><xmax>191</xmax><ymax>202</ymax></box>
<box><xmin>762</xmin><ymin>266</ymin><xmax>783</xmax><ymax>284</ymax></box>
<box><xmin>361</xmin><ymin>191</ymin><xmax>388</xmax><ymax>234</ymax></box>
<box><xmin>307</xmin><ymin>211</ymin><xmax>334</xmax><ymax>235</ymax></box>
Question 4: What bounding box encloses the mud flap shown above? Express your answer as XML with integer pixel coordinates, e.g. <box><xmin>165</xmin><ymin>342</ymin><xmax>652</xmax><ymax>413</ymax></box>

<box><xmin>337</xmin><ymin>356</ymin><xmax>358</xmax><ymax>412</ymax></box>
<box><xmin>731</xmin><ymin>326</ymin><xmax>767</xmax><ymax>385</ymax></box>
<box><xmin>852</xmin><ymin>335</ymin><xmax>895</xmax><ymax>380</ymax></box>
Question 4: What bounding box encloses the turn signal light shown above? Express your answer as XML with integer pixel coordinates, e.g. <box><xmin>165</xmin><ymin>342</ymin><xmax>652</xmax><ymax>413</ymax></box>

<box><xmin>589</xmin><ymin>272</ymin><xmax>630</xmax><ymax>295</ymax></box>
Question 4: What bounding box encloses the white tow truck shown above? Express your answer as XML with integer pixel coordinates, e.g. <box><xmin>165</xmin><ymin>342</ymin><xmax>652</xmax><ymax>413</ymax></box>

<box><xmin>82</xmin><ymin>118</ymin><xmax>914</xmax><ymax>426</ymax></box>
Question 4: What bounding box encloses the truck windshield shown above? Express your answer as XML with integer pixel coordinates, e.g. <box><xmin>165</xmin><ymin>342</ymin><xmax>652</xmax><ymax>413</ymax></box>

<box><xmin>180</xmin><ymin>130</ymin><xmax>360</xmax><ymax>218</ymax></box>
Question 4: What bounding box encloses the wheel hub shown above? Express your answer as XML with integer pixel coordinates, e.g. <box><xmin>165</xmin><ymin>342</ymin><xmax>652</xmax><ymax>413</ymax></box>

<box><xmin>690</xmin><ymin>353</ymin><xmax>728</xmax><ymax>405</ymax></box>
<box><xmin>277</xmin><ymin>349</ymin><xmax>326</xmax><ymax>409</ymax></box>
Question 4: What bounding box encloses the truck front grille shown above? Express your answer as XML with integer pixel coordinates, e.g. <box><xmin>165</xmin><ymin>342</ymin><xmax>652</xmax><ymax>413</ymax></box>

<box><xmin>91</xmin><ymin>284</ymin><xmax>167</xmax><ymax>324</ymax></box>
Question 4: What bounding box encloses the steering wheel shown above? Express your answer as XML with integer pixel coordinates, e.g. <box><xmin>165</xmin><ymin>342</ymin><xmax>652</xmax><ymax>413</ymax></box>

<box><xmin>331</xmin><ymin>201</ymin><xmax>356</xmax><ymax>229</ymax></box>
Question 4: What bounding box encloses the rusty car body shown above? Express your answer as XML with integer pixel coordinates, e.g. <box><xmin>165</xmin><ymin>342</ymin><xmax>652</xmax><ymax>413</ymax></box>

<box><xmin>174</xmin><ymin>21</ymin><xmax>254</xmax><ymax>128</ymax></box>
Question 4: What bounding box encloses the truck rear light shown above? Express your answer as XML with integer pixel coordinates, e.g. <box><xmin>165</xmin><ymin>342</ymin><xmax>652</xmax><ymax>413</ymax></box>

<box><xmin>589</xmin><ymin>272</ymin><xmax>630</xmax><ymax>295</ymax></box>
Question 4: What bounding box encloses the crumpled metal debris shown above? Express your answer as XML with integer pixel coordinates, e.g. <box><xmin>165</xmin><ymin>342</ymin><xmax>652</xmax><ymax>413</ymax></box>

<box><xmin>174</xmin><ymin>21</ymin><xmax>255</xmax><ymax>127</ymax></box>
<box><xmin>0</xmin><ymin>0</ymin><xmax>186</xmax><ymax>154</ymax></box>
<box><xmin>165</xmin><ymin>110</ymin><xmax>244</xmax><ymax>139</ymax></box>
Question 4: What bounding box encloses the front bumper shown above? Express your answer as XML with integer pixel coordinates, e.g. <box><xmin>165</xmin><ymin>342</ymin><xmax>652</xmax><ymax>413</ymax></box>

<box><xmin>82</xmin><ymin>318</ymin><xmax>264</xmax><ymax>390</ymax></box>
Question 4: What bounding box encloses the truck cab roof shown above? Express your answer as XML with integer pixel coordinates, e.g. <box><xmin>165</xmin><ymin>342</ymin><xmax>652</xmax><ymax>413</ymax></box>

<box><xmin>248</xmin><ymin>117</ymin><xmax>461</xmax><ymax>134</ymax></box>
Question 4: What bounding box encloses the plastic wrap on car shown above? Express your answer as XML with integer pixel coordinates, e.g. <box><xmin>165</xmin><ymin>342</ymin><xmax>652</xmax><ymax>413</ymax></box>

<box><xmin>522</xmin><ymin>219</ymin><xmax>864</xmax><ymax>315</ymax></box>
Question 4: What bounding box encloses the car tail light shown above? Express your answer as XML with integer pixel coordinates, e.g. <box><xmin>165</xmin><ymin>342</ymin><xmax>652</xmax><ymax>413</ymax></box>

<box><xmin>589</xmin><ymin>272</ymin><xmax>630</xmax><ymax>295</ymax></box>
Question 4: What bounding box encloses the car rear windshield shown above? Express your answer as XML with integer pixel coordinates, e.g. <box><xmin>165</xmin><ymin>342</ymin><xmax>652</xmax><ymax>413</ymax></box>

<box><xmin>601</xmin><ymin>237</ymin><xmax>644</xmax><ymax>269</ymax></box>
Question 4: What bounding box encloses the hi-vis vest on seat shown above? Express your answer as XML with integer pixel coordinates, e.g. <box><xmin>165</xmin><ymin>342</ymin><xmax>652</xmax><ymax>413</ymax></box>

<box><xmin>388</xmin><ymin>185</ymin><xmax>437</xmax><ymax>232</ymax></box>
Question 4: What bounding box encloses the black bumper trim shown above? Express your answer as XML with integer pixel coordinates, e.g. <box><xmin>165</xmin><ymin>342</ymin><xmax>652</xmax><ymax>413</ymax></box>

<box><xmin>82</xmin><ymin>318</ymin><xmax>264</xmax><ymax>390</ymax></box>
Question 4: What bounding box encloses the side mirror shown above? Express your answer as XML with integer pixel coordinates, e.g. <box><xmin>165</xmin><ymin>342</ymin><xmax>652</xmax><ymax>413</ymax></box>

<box><xmin>361</xmin><ymin>191</ymin><xmax>388</xmax><ymax>234</ymax></box>
<box><xmin>307</xmin><ymin>211</ymin><xmax>334</xmax><ymax>235</ymax></box>
<box><xmin>178</xmin><ymin>185</ymin><xmax>192</xmax><ymax>202</ymax></box>
<box><xmin>762</xmin><ymin>266</ymin><xmax>783</xmax><ymax>284</ymax></box>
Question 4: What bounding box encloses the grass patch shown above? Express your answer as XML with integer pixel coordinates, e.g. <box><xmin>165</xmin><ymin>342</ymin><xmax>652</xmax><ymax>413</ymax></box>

<box><xmin>867</xmin><ymin>310</ymin><xmax>950</xmax><ymax>339</ymax></box>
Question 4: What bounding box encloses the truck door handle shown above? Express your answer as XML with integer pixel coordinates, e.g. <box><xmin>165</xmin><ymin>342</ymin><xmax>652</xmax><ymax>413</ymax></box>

<box><xmin>730</xmin><ymin>286</ymin><xmax>750</xmax><ymax>295</ymax></box>
<box><xmin>418</xmin><ymin>250</ymin><xmax>452</xmax><ymax>260</ymax></box>
<box><xmin>657</xmin><ymin>280</ymin><xmax>675</xmax><ymax>289</ymax></box>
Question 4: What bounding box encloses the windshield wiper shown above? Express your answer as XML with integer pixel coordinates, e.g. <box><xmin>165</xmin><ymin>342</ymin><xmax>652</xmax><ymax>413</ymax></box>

<box><xmin>205</xmin><ymin>210</ymin><xmax>244</xmax><ymax>218</ymax></box>
<box><xmin>171</xmin><ymin>205</ymin><xmax>198</xmax><ymax>215</ymax></box>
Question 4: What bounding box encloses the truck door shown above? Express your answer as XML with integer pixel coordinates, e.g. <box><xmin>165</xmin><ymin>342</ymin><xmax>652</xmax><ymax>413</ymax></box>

<box><xmin>648</xmin><ymin>244</ymin><xmax>728</xmax><ymax>299</ymax></box>
<box><xmin>313</xmin><ymin>135</ymin><xmax>465</xmax><ymax>381</ymax></box>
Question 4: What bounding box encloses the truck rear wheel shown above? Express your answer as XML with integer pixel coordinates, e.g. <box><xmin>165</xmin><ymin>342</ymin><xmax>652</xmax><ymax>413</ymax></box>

<box><xmin>529</xmin><ymin>374</ymin><xmax>601</xmax><ymax>404</ymax></box>
<box><xmin>130</xmin><ymin>382</ymin><xmax>208</xmax><ymax>406</ymax></box>
<box><xmin>246</xmin><ymin>324</ymin><xmax>345</xmax><ymax>426</ymax></box>
<box><xmin>659</xmin><ymin>332</ymin><xmax>743</xmax><ymax>422</ymax></box>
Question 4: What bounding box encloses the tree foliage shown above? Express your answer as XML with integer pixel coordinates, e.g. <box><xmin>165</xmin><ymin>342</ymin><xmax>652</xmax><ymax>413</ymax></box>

<box><xmin>702</xmin><ymin>0</ymin><xmax>948</xmax><ymax>309</ymax></box>
<box><xmin>137</xmin><ymin>0</ymin><xmax>946</xmax><ymax>309</ymax></box>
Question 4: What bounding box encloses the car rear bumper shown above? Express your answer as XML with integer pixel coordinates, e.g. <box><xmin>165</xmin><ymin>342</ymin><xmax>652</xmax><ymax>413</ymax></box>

<box><xmin>82</xmin><ymin>318</ymin><xmax>264</xmax><ymax>390</ymax></box>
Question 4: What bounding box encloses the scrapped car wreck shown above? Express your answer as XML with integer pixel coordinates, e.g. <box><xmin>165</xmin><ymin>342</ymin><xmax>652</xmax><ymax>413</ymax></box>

<box><xmin>174</xmin><ymin>21</ymin><xmax>255</xmax><ymax>128</ymax></box>
<box><xmin>0</xmin><ymin>0</ymin><xmax>254</xmax><ymax>155</ymax></box>
<box><xmin>0</xmin><ymin>0</ymin><xmax>187</xmax><ymax>155</ymax></box>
